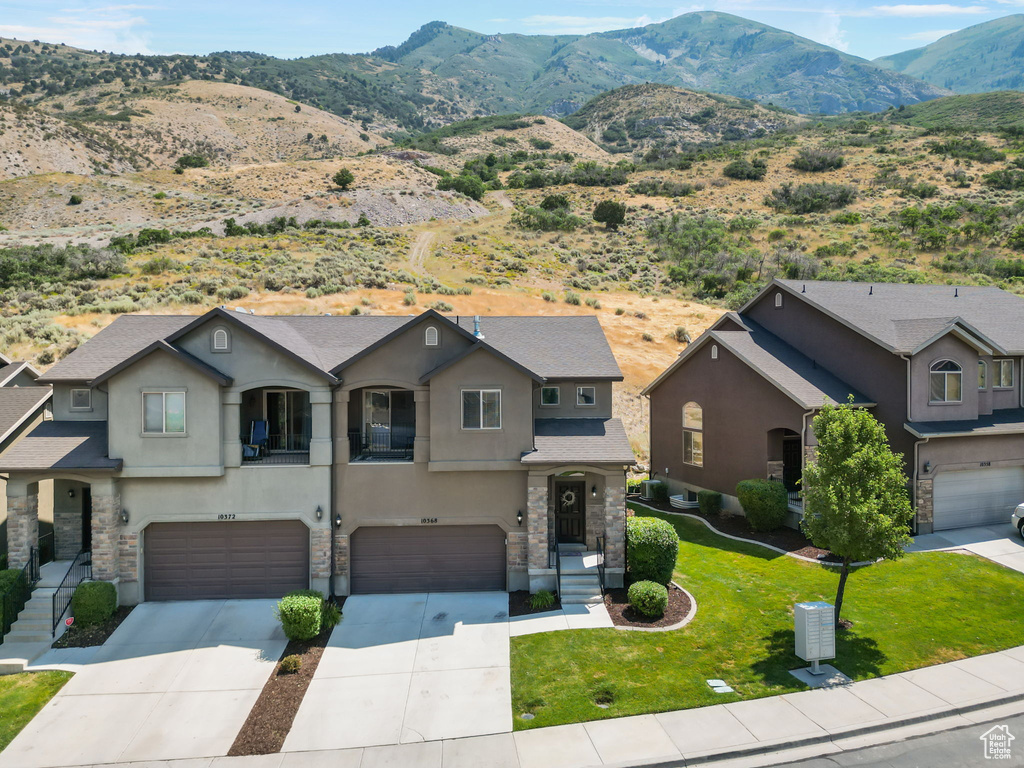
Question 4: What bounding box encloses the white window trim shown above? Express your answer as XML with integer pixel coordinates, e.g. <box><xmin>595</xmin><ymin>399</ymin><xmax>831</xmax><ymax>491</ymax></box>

<box><xmin>576</xmin><ymin>386</ymin><xmax>597</xmax><ymax>407</ymax></box>
<box><xmin>683</xmin><ymin>402</ymin><xmax>703</xmax><ymax>467</ymax></box>
<box><xmin>929</xmin><ymin>360</ymin><xmax>963</xmax><ymax>405</ymax></box>
<box><xmin>994</xmin><ymin>358</ymin><xmax>1015</xmax><ymax>389</ymax></box>
<box><xmin>70</xmin><ymin>387</ymin><xmax>92</xmax><ymax>411</ymax></box>
<box><xmin>424</xmin><ymin>326</ymin><xmax>439</xmax><ymax>347</ymax></box>
<box><xmin>461</xmin><ymin>388</ymin><xmax>502</xmax><ymax>430</ymax></box>
<box><xmin>540</xmin><ymin>386</ymin><xmax>560</xmax><ymax>407</ymax></box>
<box><xmin>142</xmin><ymin>390</ymin><xmax>187</xmax><ymax>435</ymax></box>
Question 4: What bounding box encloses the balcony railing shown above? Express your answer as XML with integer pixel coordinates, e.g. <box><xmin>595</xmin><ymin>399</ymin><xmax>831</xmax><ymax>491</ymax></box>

<box><xmin>348</xmin><ymin>427</ymin><xmax>414</xmax><ymax>462</ymax></box>
<box><xmin>787</xmin><ymin>490</ymin><xmax>803</xmax><ymax>510</ymax></box>
<box><xmin>241</xmin><ymin>434</ymin><xmax>310</xmax><ymax>465</ymax></box>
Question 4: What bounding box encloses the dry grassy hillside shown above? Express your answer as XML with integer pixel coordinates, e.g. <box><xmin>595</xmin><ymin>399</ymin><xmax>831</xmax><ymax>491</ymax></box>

<box><xmin>433</xmin><ymin>116</ymin><xmax>611</xmax><ymax>170</ymax></box>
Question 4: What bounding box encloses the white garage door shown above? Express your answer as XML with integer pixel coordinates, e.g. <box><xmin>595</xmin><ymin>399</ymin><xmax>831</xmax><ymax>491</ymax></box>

<box><xmin>933</xmin><ymin>467</ymin><xmax>1024</xmax><ymax>531</ymax></box>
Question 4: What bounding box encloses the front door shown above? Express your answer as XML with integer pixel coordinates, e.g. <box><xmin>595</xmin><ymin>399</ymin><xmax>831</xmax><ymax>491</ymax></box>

<box><xmin>81</xmin><ymin>487</ymin><xmax>92</xmax><ymax>552</ymax></box>
<box><xmin>782</xmin><ymin>436</ymin><xmax>801</xmax><ymax>493</ymax></box>
<box><xmin>555</xmin><ymin>481</ymin><xmax>586</xmax><ymax>544</ymax></box>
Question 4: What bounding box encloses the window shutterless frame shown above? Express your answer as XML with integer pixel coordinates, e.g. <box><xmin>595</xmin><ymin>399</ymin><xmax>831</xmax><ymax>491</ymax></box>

<box><xmin>682</xmin><ymin>401</ymin><xmax>703</xmax><ymax>467</ymax></box>
<box><xmin>978</xmin><ymin>360</ymin><xmax>987</xmax><ymax>390</ymax></box>
<box><xmin>576</xmin><ymin>386</ymin><xmax>596</xmax><ymax>406</ymax></box>
<box><xmin>461</xmin><ymin>389</ymin><xmax>501</xmax><ymax>429</ymax></box>
<box><xmin>928</xmin><ymin>360</ymin><xmax>962</xmax><ymax>404</ymax></box>
<box><xmin>994</xmin><ymin>358</ymin><xmax>1014</xmax><ymax>389</ymax></box>
<box><xmin>540</xmin><ymin>386</ymin><xmax>560</xmax><ymax>406</ymax></box>
<box><xmin>70</xmin><ymin>388</ymin><xmax>92</xmax><ymax>410</ymax></box>
<box><xmin>142</xmin><ymin>391</ymin><xmax>186</xmax><ymax>434</ymax></box>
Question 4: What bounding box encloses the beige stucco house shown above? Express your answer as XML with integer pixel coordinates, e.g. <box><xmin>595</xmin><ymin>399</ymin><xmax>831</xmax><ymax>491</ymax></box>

<box><xmin>2</xmin><ymin>308</ymin><xmax>633</xmax><ymax>604</ymax></box>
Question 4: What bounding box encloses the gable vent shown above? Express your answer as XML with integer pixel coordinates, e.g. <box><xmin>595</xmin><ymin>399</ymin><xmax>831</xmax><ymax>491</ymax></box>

<box><xmin>212</xmin><ymin>328</ymin><xmax>229</xmax><ymax>351</ymax></box>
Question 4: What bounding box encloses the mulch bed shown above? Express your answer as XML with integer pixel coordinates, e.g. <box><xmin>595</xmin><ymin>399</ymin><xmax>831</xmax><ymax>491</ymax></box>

<box><xmin>630</xmin><ymin>495</ymin><xmax>836</xmax><ymax>561</ymax></box>
<box><xmin>228</xmin><ymin>597</ymin><xmax>344</xmax><ymax>756</ymax></box>
<box><xmin>508</xmin><ymin>590</ymin><xmax>561</xmax><ymax>617</ymax></box>
<box><xmin>604</xmin><ymin>583</ymin><xmax>692</xmax><ymax>629</ymax></box>
<box><xmin>51</xmin><ymin>606</ymin><xmax>134</xmax><ymax>648</ymax></box>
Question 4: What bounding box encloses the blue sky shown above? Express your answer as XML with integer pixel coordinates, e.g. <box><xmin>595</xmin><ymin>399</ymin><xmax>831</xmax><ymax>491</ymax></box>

<box><xmin>0</xmin><ymin>0</ymin><xmax>1021</xmax><ymax>60</ymax></box>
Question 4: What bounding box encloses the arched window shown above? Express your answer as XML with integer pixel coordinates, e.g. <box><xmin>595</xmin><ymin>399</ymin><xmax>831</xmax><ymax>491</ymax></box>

<box><xmin>978</xmin><ymin>360</ymin><xmax>987</xmax><ymax>390</ymax></box>
<box><xmin>424</xmin><ymin>326</ymin><xmax>439</xmax><ymax>347</ymax></box>
<box><xmin>682</xmin><ymin>402</ymin><xmax>703</xmax><ymax>467</ymax></box>
<box><xmin>212</xmin><ymin>328</ymin><xmax>229</xmax><ymax>352</ymax></box>
<box><xmin>930</xmin><ymin>360</ymin><xmax>962</xmax><ymax>404</ymax></box>
<box><xmin>774</xmin><ymin>292</ymin><xmax>783</xmax><ymax>308</ymax></box>
<box><xmin>711</xmin><ymin>344</ymin><xmax>719</xmax><ymax>360</ymax></box>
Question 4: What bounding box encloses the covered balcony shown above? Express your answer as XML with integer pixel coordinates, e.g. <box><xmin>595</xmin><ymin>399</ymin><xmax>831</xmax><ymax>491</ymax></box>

<box><xmin>348</xmin><ymin>388</ymin><xmax>415</xmax><ymax>462</ymax></box>
<box><xmin>240</xmin><ymin>387</ymin><xmax>312</xmax><ymax>465</ymax></box>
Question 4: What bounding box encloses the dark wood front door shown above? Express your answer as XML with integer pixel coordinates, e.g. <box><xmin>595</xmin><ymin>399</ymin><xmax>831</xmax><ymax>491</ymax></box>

<box><xmin>555</xmin><ymin>481</ymin><xmax>586</xmax><ymax>544</ymax></box>
<box><xmin>81</xmin><ymin>487</ymin><xmax>92</xmax><ymax>552</ymax></box>
<box><xmin>782</xmin><ymin>437</ymin><xmax>801</xmax><ymax>493</ymax></box>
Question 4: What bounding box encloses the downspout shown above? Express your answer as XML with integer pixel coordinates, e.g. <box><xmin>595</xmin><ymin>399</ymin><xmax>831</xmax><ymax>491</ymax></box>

<box><xmin>328</xmin><ymin>380</ymin><xmax>340</xmax><ymax>601</ymax></box>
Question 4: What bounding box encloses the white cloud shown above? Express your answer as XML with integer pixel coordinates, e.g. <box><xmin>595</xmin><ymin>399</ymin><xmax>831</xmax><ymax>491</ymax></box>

<box><xmin>518</xmin><ymin>14</ymin><xmax>663</xmax><ymax>34</ymax></box>
<box><xmin>871</xmin><ymin>4</ymin><xmax>990</xmax><ymax>16</ymax></box>
<box><xmin>901</xmin><ymin>27</ymin><xmax>960</xmax><ymax>40</ymax></box>
<box><xmin>0</xmin><ymin>5</ymin><xmax>154</xmax><ymax>53</ymax></box>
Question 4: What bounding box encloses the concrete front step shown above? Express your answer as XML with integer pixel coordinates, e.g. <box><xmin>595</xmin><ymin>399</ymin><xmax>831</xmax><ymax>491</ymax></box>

<box><xmin>562</xmin><ymin>595</ymin><xmax>603</xmax><ymax>605</ymax></box>
<box><xmin>0</xmin><ymin>640</ymin><xmax>52</xmax><ymax>674</ymax></box>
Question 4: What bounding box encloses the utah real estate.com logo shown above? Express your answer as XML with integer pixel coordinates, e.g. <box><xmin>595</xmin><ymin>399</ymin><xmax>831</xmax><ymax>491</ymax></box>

<box><xmin>981</xmin><ymin>725</ymin><xmax>1015</xmax><ymax>760</ymax></box>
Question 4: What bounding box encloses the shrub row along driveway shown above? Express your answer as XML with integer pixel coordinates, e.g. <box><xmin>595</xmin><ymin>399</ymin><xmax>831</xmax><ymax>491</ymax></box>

<box><xmin>0</xmin><ymin>600</ymin><xmax>285</xmax><ymax>768</ymax></box>
<box><xmin>511</xmin><ymin>506</ymin><xmax>1024</xmax><ymax>729</ymax></box>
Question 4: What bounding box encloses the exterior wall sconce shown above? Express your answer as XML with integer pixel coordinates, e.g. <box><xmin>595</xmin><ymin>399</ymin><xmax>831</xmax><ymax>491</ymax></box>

<box><xmin>591</xmin><ymin>485</ymin><xmax>597</xmax><ymax>498</ymax></box>
<box><xmin>121</xmin><ymin>508</ymin><xmax>130</xmax><ymax>524</ymax></box>
<box><xmin>923</xmin><ymin>461</ymin><xmax>932</xmax><ymax>473</ymax></box>
<box><xmin>517</xmin><ymin>510</ymin><xmax>523</xmax><ymax>526</ymax></box>
<box><xmin>316</xmin><ymin>505</ymin><xmax>323</xmax><ymax>521</ymax></box>
<box><xmin>334</xmin><ymin>512</ymin><xmax>342</xmax><ymax>529</ymax></box>
<box><xmin>68</xmin><ymin>489</ymin><xmax>75</xmax><ymax>499</ymax></box>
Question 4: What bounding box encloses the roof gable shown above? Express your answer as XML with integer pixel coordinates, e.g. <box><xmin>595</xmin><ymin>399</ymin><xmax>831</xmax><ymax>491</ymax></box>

<box><xmin>89</xmin><ymin>340</ymin><xmax>232</xmax><ymax>387</ymax></box>
<box><xmin>419</xmin><ymin>342</ymin><xmax>544</xmax><ymax>384</ymax></box>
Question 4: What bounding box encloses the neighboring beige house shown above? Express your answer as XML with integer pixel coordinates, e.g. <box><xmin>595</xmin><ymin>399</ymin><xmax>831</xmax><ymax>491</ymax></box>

<box><xmin>2</xmin><ymin>308</ymin><xmax>633</xmax><ymax>603</ymax></box>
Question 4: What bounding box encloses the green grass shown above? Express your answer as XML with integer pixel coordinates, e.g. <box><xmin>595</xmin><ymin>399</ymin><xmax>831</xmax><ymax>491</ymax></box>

<box><xmin>0</xmin><ymin>671</ymin><xmax>73</xmax><ymax>752</ymax></box>
<box><xmin>510</xmin><ymin>505</ymin><xmax>1024</xmax><ymax>730</ymax></box>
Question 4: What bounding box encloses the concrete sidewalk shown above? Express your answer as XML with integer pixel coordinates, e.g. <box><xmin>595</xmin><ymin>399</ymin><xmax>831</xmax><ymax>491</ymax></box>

<box><xmin>908</xmin><ymin>523</ymin><xmax>1024</xmax><ymax>573</ymax></box>
<box><xmin>78</xmin><ymin>645</ymin><xmax>1024</xmax><ymax>768</ymax></box>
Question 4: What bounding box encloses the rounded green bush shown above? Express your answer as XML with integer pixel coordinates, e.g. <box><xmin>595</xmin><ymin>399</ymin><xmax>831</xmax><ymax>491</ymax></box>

<box><xmin>628</xmin><ymin>580</ymin><xmax>668</xmax><ymax>618</ymax></box>
<box><xmin>697</xmin><ymin>490</ymin><xmax>723</xmax><ymax>516</ymax></box>
<box><xmin>626</xmin><ymin>516</ymin><xmax>680</xmax><ymax>585</ymax></box>
<box><xmin>276</xmin><ymin>594</ymin><xmax>323</xmax><ymax>640</ymax></box>
<box><xmin>279</xmin><ymin>654</ymin><xmax>302</xmax><ymax>674</ymax></box>
<box><xmin>71</xmin><ymin>580</ymin><xmax>117</xmax><ymax>626</ymax></box>
<box><xmin>736</xmin><ymin>479</ymin><xmax>789</xmax><ymax>532</ymax></box>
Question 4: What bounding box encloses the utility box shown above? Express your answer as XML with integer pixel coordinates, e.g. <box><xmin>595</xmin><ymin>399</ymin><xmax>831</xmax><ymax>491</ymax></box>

<box><xmin>794</xmin><ymin>601</ymin><xmax>835</xmax><ymax>670</ymax></box>
<box><xmin>639</xmin><ymin>479</ymin><xmax>662</xmax><ymax>500</ymax></box>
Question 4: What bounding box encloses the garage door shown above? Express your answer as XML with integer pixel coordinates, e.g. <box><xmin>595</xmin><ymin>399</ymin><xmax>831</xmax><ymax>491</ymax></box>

<box><xmin>145</xmin><ymin>520</ymin><xmax>309</xmax><ymax>601</ymax></box>
<box><xmin>933</xmin><ymin>467</ymin><xmax>1024</xmax><ymax>531</ymax></box>
<box><xmin>350</xmin><ymin>525</ymin><xmax>506</xmax><ymax>594</ymax></box>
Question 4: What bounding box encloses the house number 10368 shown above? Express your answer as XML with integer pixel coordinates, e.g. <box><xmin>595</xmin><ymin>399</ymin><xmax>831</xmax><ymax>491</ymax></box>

<box><xmin>420</xmin><ymin>517</ymin><xmax>438</xmax><ymax>524</ymax></box>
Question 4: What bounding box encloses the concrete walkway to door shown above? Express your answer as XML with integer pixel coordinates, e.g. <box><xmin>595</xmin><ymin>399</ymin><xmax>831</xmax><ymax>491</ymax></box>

<box><xmin>907</xmin><ymin>522</ymin><xmax>1024</xmax><ymax>573</ymax></box>
<box><xmin>283</xmin><ymin>592</ymin><xmax>513</xmax><ymax>752</ymax></box>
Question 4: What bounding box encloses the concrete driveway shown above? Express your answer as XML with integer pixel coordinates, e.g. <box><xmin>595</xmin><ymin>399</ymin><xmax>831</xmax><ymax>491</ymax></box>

<box><xmin>283</xmin><ymin>592</ymin><xmax>512</xmax><ymax>752</ymax></box>
<box><xmin>0</xmin><ymin>600</ymin><xmax>285</xmax><ymax>768</ymax></box>
<box><xmin>909</xmin><ymin>523</ymin><xmax>1024</xmax><ymax>572</ymax></box>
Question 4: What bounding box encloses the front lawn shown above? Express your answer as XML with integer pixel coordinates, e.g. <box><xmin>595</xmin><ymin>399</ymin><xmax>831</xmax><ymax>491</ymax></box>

<box><xmin>510</xmin><ymin>505</ymin><xmax>1024</xmax><ymax>729</ymax></box>
<box><xmin>0</xmin><ymin>671</ymin><xmax>73</xmax><ymax>751</ymax></box>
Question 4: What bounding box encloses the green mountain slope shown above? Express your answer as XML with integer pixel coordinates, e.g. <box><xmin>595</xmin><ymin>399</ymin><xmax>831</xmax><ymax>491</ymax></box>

<box><xmin>874</xmin><ymin>15</ymin><xmax>1024</xmax><ymax>93</ymax></box>
<box><xmin>881</xmin><ymin>91</ymin><xmax>1024</xmax><ymax>131</ymax></box>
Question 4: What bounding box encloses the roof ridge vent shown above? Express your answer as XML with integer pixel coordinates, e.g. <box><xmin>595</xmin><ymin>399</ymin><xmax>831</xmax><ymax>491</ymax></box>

<box><xmin>473</xmin><ymin>315</ymin><xmax>485</xmax><ymax>340</ymax></box>
<box><xmin>954</xmin><ymin>287</ymin><xmax>959</xmax><ymax>298</ymax></box>
<box><xmin>868</xmin><ymin>285</ymin><xmax>873</xmax><ymax>296</ymax></box>
<box><xmin>802</xmin><ymin>284</ymin><xmax>806</xmax><ymax>293</ymax></box>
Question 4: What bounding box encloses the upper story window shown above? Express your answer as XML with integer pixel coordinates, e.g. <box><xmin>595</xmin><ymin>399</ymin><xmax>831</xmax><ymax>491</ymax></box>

<box><xmin>424</xmin><ymin>326</ymin><xmax>439</xmax><ymax>347</ymax></box>
<box><xmin>929</xmin><ymin>360</ymin><xmax>962</xmax><ymax>404</ymax></box>
<box><xmin>994</xmin><ymin>359</ymin><xmax>1014</xmax><ymax>389</ymax></box>
<box><xmin>979</xmin><ymin>360</ymin><xmax>988</xmax><ymax>390</ymax></box>
<box><xmin>462</xmin><ymin>389</ymin><xmax>501</xmax><ymax>430</ymax></box>
<box><xmin>143</xmin><ymin>391</ymin><xmax>186</xmax><ymax>434</ymax></box>
<box><xmin>774</xmin><ymin>292</ymin><xmax>783</xmax><ymax>309</ymax></box>
<box><xmin>576</xmin><ymin>386</ymin><xmax>596</xmax><ymax>406</ymax></box>
<box><xmin>540</xmin><ymin>386</ymin><xmax>560</xmax><ymax>406</ymax></box>
<box><xmin>682</xmin><ymin>402</ymin><xmax>703</xmax><ymax>467</ymax></box>
<box><xmin>70</xmin><ymin>388</ymin><xmax>92</xmax><ymax>411</ymax></box>
<box><xmin>212</xmin><ymin>327</ymin><xmax>230</xmax><ymax>352</ymax></box>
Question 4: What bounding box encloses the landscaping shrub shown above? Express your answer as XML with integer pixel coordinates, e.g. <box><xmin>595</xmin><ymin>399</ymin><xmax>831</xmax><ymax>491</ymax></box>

<box><xmin>277</xmin><ymin>593</ymin><xmax>322</xmax><ymax>640</ymax></box>
<box><xmin>650</xmin><ymin>482</ymin><xmax>669</xmax><ymax>503</ymax></box>
<box><xmin>529</xmin><ymin>589</ymin><xmax>556</xmax><ymax>610</ymax></box>
<box><xmin>736</xmin><ymin>479</ymin><xmax>789</xmax><ymax>532</ymax></box>
<box><xmin>626</xmin><ymin>516</ymin><xmax>680</xmax><ymax>585</ymax></box>
<box><xmin>1</xmin><ymin>568</ymin><xmax>28</xmax><ymax>635</ymax></box>
<box><xmin>281</xmin><ymin>589</ymin><xmax>340</xmax><ymax>633</ymax></box>
<box><xmin>697</xmin><ymin>490</ymin><xmax>722</xmax><ymax>516</ymax></box>
<box><xmin>628</xmin><ymin>580</ymin><xmax>668</xmax><ymax>618</ymax></box>
<box><xmin>71</xmin><ymin>580</ymin><xmax>116</xmax><ymax>626</ymax></box>
<box><xmin>279</xmin><ymin>654</ymin><xmax>302</xmax><ymax>674</ymax></box>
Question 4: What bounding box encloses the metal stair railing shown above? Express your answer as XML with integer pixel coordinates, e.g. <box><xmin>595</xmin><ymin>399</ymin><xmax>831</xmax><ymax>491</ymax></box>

<box><xmin>51</xmin><ymin>551</ymin><xmax>92</xmax><ymax>636</ymax></box>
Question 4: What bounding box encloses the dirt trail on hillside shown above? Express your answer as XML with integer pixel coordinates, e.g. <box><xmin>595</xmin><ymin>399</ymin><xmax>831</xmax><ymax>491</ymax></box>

<box><xmin>410</xmin><ymin>231</ymin><xmax>435</xmax><ymax>269</ymax></box>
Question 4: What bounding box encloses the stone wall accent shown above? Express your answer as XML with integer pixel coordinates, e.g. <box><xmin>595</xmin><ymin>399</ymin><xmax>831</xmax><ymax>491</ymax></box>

<box><xmin>585</xmin><ymin>502</ymin><xmax>603</xmax><ymax>551</ymax></box>
<box><xmin>118</xmin><ymin>533</ymin><xmax>139</xmax><ymax>583</ymax></box>
<box><xmin>766</xmin><ymin>460</ymin><xmax>784</xmax><ymax>482</ymax></box>
<box><xmin>90</xmin><ymin>492</ymin><xmax>121</xmax><ymax>582</ymax></box>
<box><xmin>6</xmin><ymin>493</ymin><xmax>38</xmax><ymax>570</ymax></box>
<box><xmin>527</xmin><ymin>483</ymin><xmax>549</xmax><ymax>570</ymax></box>
<box><xmin>54</xmin><ymin>503</ymin><xmax>82</xmax><ymax>561</ymax></box>
<box><xmin>804</xmin><ymin>446</ymin><xmax>818</xmax><ymax>464</ymax></box>
<box><xmin>333</xmin><ymin>531</ymin><xmax>349</xmax><ymax>576</ymax></box>
<box><xmin>603</xmin><ymin>484</ymin><xmax>626</xmax><ymax>569</ymax></box>
<box><xmin>916</xmin><ymin>478</ymin><xmax>934</xmax><ymax>527</ymax></box>
<box><xmin>507</xmin><ymin>531</ymin><xmax>528</xmax><ymax>571</ymax></box>
<box><xmin>310</xmin><ymin>527</ymin><xmax>331</xmax><ymax>580</ymax></box>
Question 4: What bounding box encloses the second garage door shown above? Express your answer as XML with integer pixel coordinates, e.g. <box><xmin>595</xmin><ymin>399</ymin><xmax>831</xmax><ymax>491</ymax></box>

<box><xmin>145</xmin><ymin>520</ymin><xmax>309</xmax><ymax>601</ymax></box>
<box><xmin>933</xmin><ymin>467</ymin><xmax>1024</xmax><ymax>531</ymax></box>
<box><xmin>350</xmin><ymin>525</ymin><xmax>506</xmax><ymax>594</ymax></box>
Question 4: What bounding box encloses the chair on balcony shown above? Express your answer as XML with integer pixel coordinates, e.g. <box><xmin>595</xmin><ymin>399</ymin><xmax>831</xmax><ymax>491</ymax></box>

<box><xmin>242</xmin><ymin>420</ymin><xmax>269</xmax><ymax>460</ymax></box>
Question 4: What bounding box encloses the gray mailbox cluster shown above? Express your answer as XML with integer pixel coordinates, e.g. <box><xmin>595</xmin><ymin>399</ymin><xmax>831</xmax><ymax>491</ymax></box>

<box><xmin>794</xmin><ymin>601</ymin><xmax>835</xmax><ymax>675</ymax></box>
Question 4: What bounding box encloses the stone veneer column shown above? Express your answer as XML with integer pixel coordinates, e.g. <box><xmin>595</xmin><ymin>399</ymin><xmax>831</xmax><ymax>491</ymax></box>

<box><xmin>90</xmin><ymin>480</ymin><xmax>121</xmax><ymax>582</ymax></box>
<box><xmin>6</xmin><ymin>480</ymin><xmax>39</xmax><ymax>570</ymax></box>
<box><xmin>527</xmin><ymin>476</ymin><xmax>549</xmax><ymax>570</ymax></box>
<box><xmin>506</xmin><ymin>531</ymin><xmax>528</xmax><ymax>572</ymax></box>
<box><xmin>222</xmin><ymin>391</ymin><xmax>242</xmax><ymax>468</ymax></box>
<box><xmin>309</xmin><ymin>390</ymin><xmax>333</xmax><ymax>466</ymax></box>
<box><xmin>766</xmin><ymin>460</ymin><xmax>784</xmax><ymax>481</ymax></box>
<box><xmin>310</xmin><ymin>527</ymin><xmax>331</xmax><ymax>581</ymax></box>
<box><xmin>118</xmin><ymin>532</ymin><xmax>139</xmax><ymax>585</ymax></box>
<box><xmin>916</xmin><ymin>478</ymin><xmax>934</xmax><ymax>529</ymax></box>
<box><xmin>53</xmin><ymin>482</ymin><xmax>83</xmax><ymax>560</ymax></box>
<box><xmin>603</xmin><ymin>483</ymin><xmax>626</xmax><ymax>569</ymax></box>
<box><xmin>333</xmin><ymin>531</ymin><xmax>350</xmax><ymax>593</ymax></box>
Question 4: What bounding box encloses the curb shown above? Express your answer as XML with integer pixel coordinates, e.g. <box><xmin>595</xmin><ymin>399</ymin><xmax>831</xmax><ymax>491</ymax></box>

<box><xmin>613</xmin><ymin>582</ymin><xmax>698</xmax><ymax>633</ymax></box>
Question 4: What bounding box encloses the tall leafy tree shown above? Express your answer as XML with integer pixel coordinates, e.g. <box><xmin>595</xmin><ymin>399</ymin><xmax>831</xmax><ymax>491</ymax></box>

<box><xmin>801</xmin><ymin>401</ymin><xmax>913</xmax><ymax>627</ymax></box>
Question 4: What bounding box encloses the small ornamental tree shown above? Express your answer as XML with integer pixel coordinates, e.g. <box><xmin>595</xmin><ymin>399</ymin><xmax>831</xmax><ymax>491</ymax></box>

<box><xmin>801</xmin><ymin>401</ymin><xmax>914</xmax><ymax>627</ymax></box>
<box><xmin>593</xmin><ymin>200</ymin><xmax>626</xmax><ymax>231</ymax></box>
<box><xmin>332</xmin><ymin>167</ymin><xmax>355</xmax><ymax>190</ymax></box>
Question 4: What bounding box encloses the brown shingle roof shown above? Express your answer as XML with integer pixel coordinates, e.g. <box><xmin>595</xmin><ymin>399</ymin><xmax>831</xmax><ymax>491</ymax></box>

<box><xmin>0</xmin><ymin>421</ymin><xmax>121</xmax><ymax>471</ymax></box>
<box><xmin>523</xmin><ymin>418</ymin><xmax>635</xmax><ymax>465</ymax></box>
<box><xmin>0</xmin><ymin>387</ymin><xmax>51</xmax><ymax>446</ymax></box>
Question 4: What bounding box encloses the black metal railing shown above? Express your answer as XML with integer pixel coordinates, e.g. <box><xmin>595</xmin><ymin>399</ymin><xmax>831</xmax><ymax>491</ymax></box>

<box><xmin>553</xmin><ymin>540</ymin><xmax>562</xmax><ymax>597</ymax></box>
<box><xmin>241</xmin><ymin>433</ymin><xmax>311</xmax><ymax>465</ymax></box>
<box><xmin>52</xmin><ymin>550</ymin><xmax>92</xmax><ymax>636</ymax></box>
<box><xmin>787</xmin><ymin>491</ymin><xmax>802</xmax><ymax>507</ymax></box>
<box><xmin>348</xmin><ymin>426</ymin><xmax>415</xmax><ymax>461</ymax></box>
<box><xmin>595</xmin><ymin>535</ymin><xmax>606</xmax><ymax>596</ymax></box>
<box><xmin>38</xmin><ymin>531</ymin><xmax>55</xmax><ymax>566</ymax></box>
<box><xmin>1</xmin><ymin>548</ymin><xmax>38</xmax><ymax>643</ymax></box>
